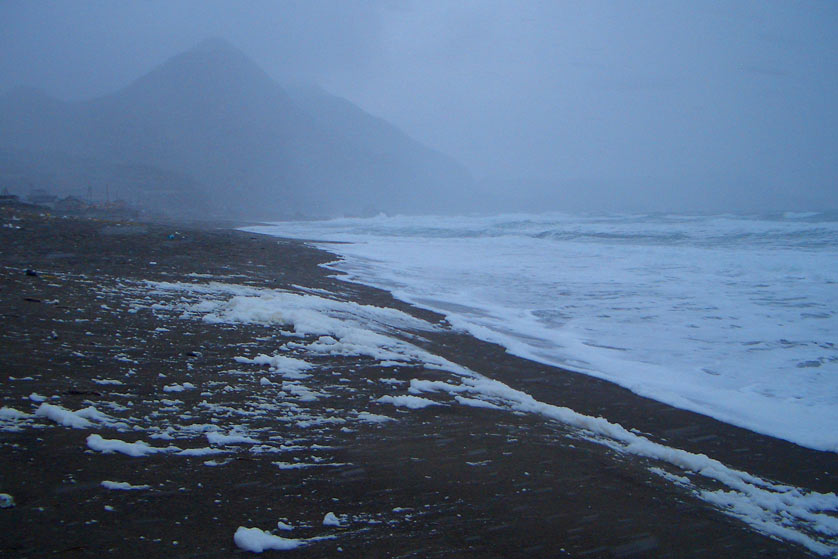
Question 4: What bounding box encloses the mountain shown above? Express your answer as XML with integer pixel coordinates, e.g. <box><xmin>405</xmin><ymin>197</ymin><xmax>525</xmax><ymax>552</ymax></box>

<box><xmin>0</xmin><ymin>38</ymin><xmax>473</xmax><ymax>218</ymax></box>
<box><xmin>284</xmin><ymin>83</ymin><xmax>473</xmax><ymax>213</ymax></box>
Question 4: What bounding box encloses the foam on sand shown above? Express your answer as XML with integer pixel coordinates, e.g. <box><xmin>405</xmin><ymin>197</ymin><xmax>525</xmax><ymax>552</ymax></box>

<box><xmin>86</xmin><ymin>434</ymin><xmax>178</xmax><ymax>457</ymax></box>
<box><xmin>377</xmin><ymin>394</ymin><xmax>439</xmax><ymax>409</ymax></box>
<box><xmin>234</xmin><ymin>526</ymin><xmax>304</xmax><ymax>552</ymax></box>
<box><xmin>138</xmin><ymin>278</ymin><xmax>838</xmax><ymax>555</ymax></box>
<box><xmin>35</xmin><ymin>403</ymin><xmax>94</xmax><ymax>429</ymax></box>
<box><xmin>101</xmin><ymin>480</ymin><xmax>151</xmax><ymax>490</ymax></box>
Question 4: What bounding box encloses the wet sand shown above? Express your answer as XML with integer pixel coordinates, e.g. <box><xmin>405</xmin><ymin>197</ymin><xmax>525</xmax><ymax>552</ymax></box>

<box><xmin>1</xmin><ymin>208</ymin><xmax>835</xmax><ymax>558</ymax></box>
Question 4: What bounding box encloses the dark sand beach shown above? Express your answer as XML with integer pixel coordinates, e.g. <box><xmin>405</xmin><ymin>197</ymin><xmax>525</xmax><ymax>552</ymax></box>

<box><xmin>1</xmin><ymin>207</ymin><xmax>835</xmax><ymax>558</ymax></box>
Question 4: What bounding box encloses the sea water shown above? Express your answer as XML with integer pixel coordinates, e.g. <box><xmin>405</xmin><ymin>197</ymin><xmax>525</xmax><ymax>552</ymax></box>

<box><xmin>246</xmin><ymin>212</ymin><xmax>838</xmax><ymax>451</ymax></box>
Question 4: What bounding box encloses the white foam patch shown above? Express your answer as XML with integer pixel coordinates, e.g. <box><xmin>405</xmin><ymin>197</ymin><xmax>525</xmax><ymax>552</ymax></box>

<box><xmin>148</xmin><ymin>280</ymin><xmax>433</xmax><ymax>334</ymax></box>
<box><xmin>0</xmin><ymin>406</ymin><xmax>35</xmax><ymax>432</ymax></box>
<box><xmin>234</xmin><ymin>526</ymin><xmax>304</xmax><ymax>552</ymax></box>
<box><xmin>281</xmin><ymin>382</ymin><xmax>322</xmax><ymax>402</ymax></box>
<box><xmin>322</xmin><ymin>512</ymin><xmax>342</xmax><ymax>527</ymax></box>
<box><xmin>356</xmin><ymin>411</ymin><xmax>395</xmax><ymax>423</ymax></box>
<box><xmin>101</xmin><ymin>480</ymin><xmax>151</xmax><ymax>490</ymax></box>
<box><xmin>75</xmin><ymin>406</ymin><xmax>114</xmax><ymax>423</ymax></box>
<box><xmin>36</xmin><ymin>403</ymin><xmax>94</xmax><ymax>429</ymax></box>
<box><xmin>178</xmin><ymin>447</ymin><xmax>228</xmax><ymax>456</ymax></box>
<box><xmin>147</xmin><ymin>281</ymin><xmax>437</xmax><ymax>365</ymax></box>
<box><xmin>0</xmin><ymin>406</ymin><xmax>31</xmax><ymax>420</ymax></box>
<box><xmin>87</xmin><ymin>434</ymin><xmax>178</xmax><ymax>457</ymax></box>
<box><xmin>163</xmin><ymin>382</ymin><xmax>195</xmax><ymax>393</ymax></box>
<box><xmin>206</xmin><ymin>431</ymin><xmax>260</xmax><ymax>446</ymax></box>
<box><xmin>377</xmin><ymin>395</ymin><xmax>439</xmax><ymax>409</ymax></box>
<box><xmin>454</xmin><ymin>396</ymin><xmax>504</xmax><ymax>410</ymax></box>
<box><xmin>234</xmin><ymin>354</ymin><xmax>312</xmax><ymax>379</ymax></box>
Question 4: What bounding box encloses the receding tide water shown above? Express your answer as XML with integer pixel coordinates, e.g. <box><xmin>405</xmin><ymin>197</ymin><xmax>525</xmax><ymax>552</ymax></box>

<box><xmin>246</xmin><ymin>212</ymin><xmax>838</xmax><ymax>451</ymax></box>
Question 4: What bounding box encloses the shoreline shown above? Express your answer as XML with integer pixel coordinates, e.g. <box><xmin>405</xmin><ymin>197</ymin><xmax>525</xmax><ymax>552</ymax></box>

<box><xmin>1</xmin><ymin>208</ymin><xmax>835</xmax><ymax>557</ymax></box>
<box><xmin>242</xmin><ymin>216</ymin><xmax>838</xmax><ymax>455</ymax></box>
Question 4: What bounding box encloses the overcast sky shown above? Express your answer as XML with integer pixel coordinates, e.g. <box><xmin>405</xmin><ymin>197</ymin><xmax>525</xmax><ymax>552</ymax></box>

<box><xmin>1</xmin><ymin>0</ymin><xmax>836</xmax><ymax>210</ymax></box>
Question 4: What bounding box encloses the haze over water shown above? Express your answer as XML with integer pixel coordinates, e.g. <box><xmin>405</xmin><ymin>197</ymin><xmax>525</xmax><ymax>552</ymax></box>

<box><xmin>248</xmin><ymin>211</ymin><xmax>838</xmax><ymax>451</ymax></box>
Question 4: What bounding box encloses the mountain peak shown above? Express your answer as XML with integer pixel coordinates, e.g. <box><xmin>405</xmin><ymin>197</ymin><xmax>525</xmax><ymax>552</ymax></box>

<box><xmin>189</xmin><ymin>36</ymin><xmax>241</xmax><ymax>55</ymax></box>
<box><xmin>118</xmin><ymin>36</ymin><xmax>279</xmax><ymax>106</ymax></box>
<box><xmin>180</xmin><ymin>37</ymin><xmax>254</xmax><ymax>68</ymax></box>
<box><xmin>0</xmin><ymin>38</ymin><xmax>473</xmax><ymax>218</ymax></box>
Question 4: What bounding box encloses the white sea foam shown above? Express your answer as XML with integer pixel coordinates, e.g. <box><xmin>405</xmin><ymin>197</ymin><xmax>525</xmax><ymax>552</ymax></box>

<box><xmin>244</xmin><ymin>212</ymin><xmax>838</xmax><ymax>452</ymax></box>
<box><xmin>234</xmin><ymin>526</ymin><xmax>304</xmax><ymax>552</ymax></box>
<box><xmin>206</xmin><ymin>430</ymin><xmax>260</xmax><ymax>446</ymax></box>
<box><xmin>101</xmin><ymin>480</ymin><xmax>151</xmax><ymax>490</ymax></box>
<box><xmin>143</xmin><ymin>276</ymin><xmax>837</xmax><ymax>554</ymax></box>
<box><xmin>234</xmin><ymin>354</ymin><xmax>312</xmax><ymax>379</ymax></box>
<box><xmin>87</xmin><ymin>434</ymin><xmax>178</xmax><ymax>457</ymax></box>
<box><xmin>0</xmin><ymin>406</ymin><xmax>31</xmax><ymax>420</ymax></box>
<box><xmin>36</xmin><ymin>403</ymin><xmax>94</xmax><ymax>429</ymax></box>
<box><xmin>377</xmin><ymin>394</ymin><xmax>439</xmax><ymax>409</ymax></box>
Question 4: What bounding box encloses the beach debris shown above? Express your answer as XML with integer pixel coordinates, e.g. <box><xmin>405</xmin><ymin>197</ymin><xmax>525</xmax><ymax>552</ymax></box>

<box><xmin>0</xmin><ymin>493</ymin><xmax>14</xmax><ymax>508</ymax></box>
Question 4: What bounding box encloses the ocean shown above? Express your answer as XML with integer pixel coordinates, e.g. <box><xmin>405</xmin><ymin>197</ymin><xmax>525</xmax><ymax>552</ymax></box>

<box><xmin>245</xmin><ymin>211</ymin><xmax>838</xmax><ymax>451</ymax></box>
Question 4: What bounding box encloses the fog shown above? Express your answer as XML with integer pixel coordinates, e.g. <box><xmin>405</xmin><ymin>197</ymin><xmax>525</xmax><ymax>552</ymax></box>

<box><xmin>1</xmin><ymin>0</ymin><xmax>836</xmax><ymax>214</ymax></box>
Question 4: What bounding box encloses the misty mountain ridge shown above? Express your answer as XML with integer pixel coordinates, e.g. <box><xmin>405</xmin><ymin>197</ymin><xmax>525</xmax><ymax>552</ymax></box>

<box><xmin>0</xmin><ymin>37</ymin><xmax>473</xmax><ymax>218</ymax></box>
